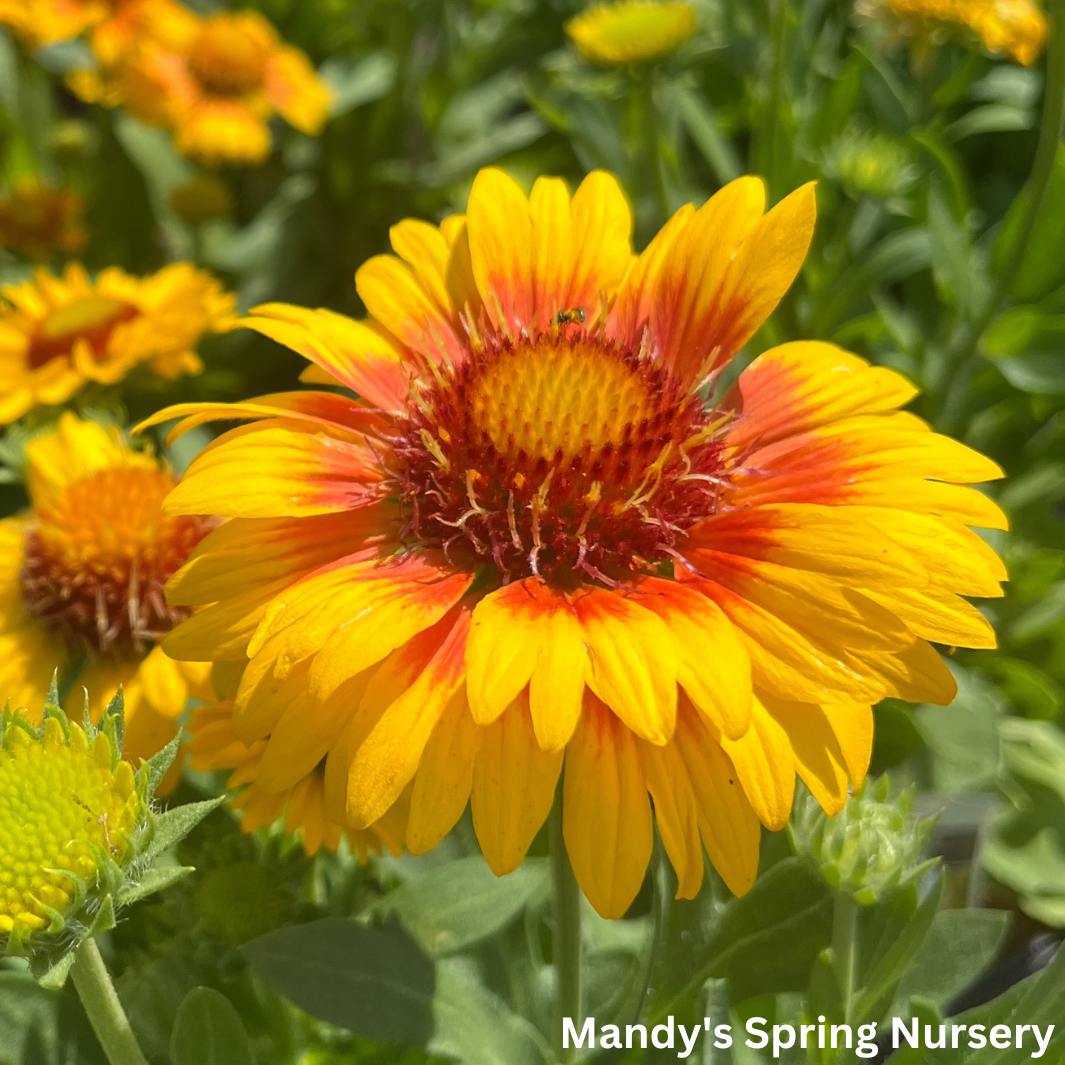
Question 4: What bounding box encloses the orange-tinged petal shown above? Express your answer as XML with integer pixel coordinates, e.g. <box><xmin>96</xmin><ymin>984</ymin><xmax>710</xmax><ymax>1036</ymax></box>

<box><xmin>575</xmin><ymin>588</ymin><xmax>678</xmax><ymax>744</ymax></box>
<box><xmin>566</xmin><ymin>170</ymin><xmax>632</xmax><ymax>317</ymax></box>
<box><xmin>466</xmin><ymin>168</ymin><xmax>534</xmax><ymax>334</ymax></box>
<box><xmin>726</xmin><ymin>341</ymin><xmax>918</xmax><ymax>451</ymax></box>
<box><xmin>674</xmin><ymin>704</ymin><xmax>760</xmax><ymax>897</ymax></box>
<box><xmin>820</xmin><ymin>702</ymin><xmax>873</xmax><ymax>788</ymax></box>
<box><xmin>347</xmin><ymin>607</ymin><xmax>471</xmax><ymax>828</ymax></box>
<box><xmin>763</xmin><ymin>696</ymin><xmax>849</xmax><ymax>815</ymax></box>
<box><xmin>471</xmin><ymin>691</ymin><xmax>563</xmax><ymax>875</ymax></box>
<box><xmin>407</xmin><ymin>688</ymin><xmax>484</xmax><ymax>854</ymax></box>
<box><xmin>168</xmin><ymin>427</ymin><xmax>381</xmax><ymax>518</ymax></box>
<box><xmin>719</xmin><ymin>695</ymin><xmax>795</xmax><ymax>831</ymax></box>
<box><xmin>854</xmin><ymin>640</ymin><xmax>957</xmax><ymax>705</ymax></box>
<box><xmin>711</xmin><ymin>182</ymin><xmax>817</xmax><ymax>368</ymax></box>
<box><xmin>466</xmin><ymin>580</ymin><xmax>547</xmax><ymax>726</ymax></box>
<box><xmin>638</xmin><ymin>738</ymin><xmax>704</xmax><ymax>900</ymax></box>
<box><xmin>390</xmin><ymin>219</ymin><xmax>453</xmax><ymax>316</ymax></box>
<box><xmin>635</xmin><ymin>577</ymin><xmax>751</xmax><ymax>739</ymax></box>
<box><xmin>609</xmin><ymin>202</ymin><xmax>693</xmax><ymax>344</ymax></box>
<box><xmin>309</xmin><ymin>557</ymin><xmax>473</xmax><ymax>703</ymax></box>
<box><xmin>652</xmin><ymin>176</ymin><xmax>766</xmax><ymax>388</ymax></box>
<box><xmin>355</xmin><ymin>254</ymin><xmax>466</xmax><ymax>367</ymax></box>
<box><xmin>243</xmin><ymin>304</ymin><xmax>412</xmax><ymax>411</ymax></box>
<box><xmin>564</xmin><ymin>695</ymin><xmax>653</xmax><ymax>919</ymax></box>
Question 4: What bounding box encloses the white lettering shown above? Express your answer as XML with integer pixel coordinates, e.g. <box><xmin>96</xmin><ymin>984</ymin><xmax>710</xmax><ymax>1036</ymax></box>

<box><xmin>563</xmin><ymin>1018</ymin><xmax>594</xmax><ymax>1050</ymax></box>
<box><xmin>746</xmin><ymin>1017</ymin><xmax>769</xmax><ymax>1049</ymax></box>
<box><xmin>713</xmin><ymin>1024</ymin><xmax>733</xmax><ymax>1049</ymax></box>
<box><xmin>626</xmin><ymin>1024</ymin><xmax>647</xmax><ymax>1049</ymax></box>
<box><xmin>677</xmin><ymin>1023</ymin><xmax>700</xmax><ymax>1059</ymax></box>
<box><xmin>600</xmin><ymin>1025</ymin><xmax>621</xmax><ymax>1049</ymax></box>
<box><xmin>990</xmin><ymin>1025</ymin><xmax>1012</xmax><ymax>1049</ymax></box>
<box><xmin>1033</xmin><ymin>1025</ymin><xmax>1055</xmax><ymax>1058</ymax></box>
<box><xmin>968</xmin><ymin>1024</ymin><xmax>987</xmax><ymax>1049</ymax></box>
<box><xmin>856</xmin><ymin>1023</ymin><xmax>877</xmax><ymax>1059</ymax></box>
<box><xmin>893</xmin><ymin>1017</ymin><xmax>919</xmax><ymax>1049</ymax></box>
<box><xmin>652</xmin><ymin>1017</ymin><xmax>675</xmax><ymax>1050</ymax></box>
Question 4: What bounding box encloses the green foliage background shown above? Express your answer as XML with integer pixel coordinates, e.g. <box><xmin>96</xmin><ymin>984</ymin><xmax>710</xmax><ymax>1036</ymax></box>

<box><xmin>5</xmin><ymin>0</ymin><xmax>1065</xmax><ymax>1061</ymax></box>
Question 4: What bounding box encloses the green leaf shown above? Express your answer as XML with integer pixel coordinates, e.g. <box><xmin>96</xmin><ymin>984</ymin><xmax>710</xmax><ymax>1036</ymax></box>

<box><xmin>379</xmin><ymin>856</ymin><xmax>547</xmax><ymax>956</ymax></box>
<box><xmin>170</xmin><ymin>988</ymin><xmax>254</xmax><ymax>1065</ymax></box>
<box><xmin>430</xmin><ymin>959</ymin><xmax>551</xmax><ymax>1065</ymax></box>
<box><xmin>116</xmin><ymin>865</ymin><xmax>194</xmax><ymax>906</ymax></box>
<box><xmin>321</xmin><ymin>53</ymin><xmax>396</xmax><ymax>116</ymax></box>
<box><xmin>696</xmin><ymin>858</ymin><xmax>834</xmax><ymax>1005</ymax></box>
<box><xmin>917</xmin><ymin>666</ymin><xmax>1004</xmax><ymax>793</ymax></box>
<box><xmin>675</xmin><ymin>85</ymin><xmax>742</xmax><ymax>184</ymax></box>
<box><xmin>892</xmin><ymin>909</ymin><xmax>1010</xmax><ymax>1013</ymax></box>
<box><xmin>947</xmin><ymin>104</ymin><xmax>1033</xmax><ymax>142</ymax></box>
<box><xmin>243</xmin><ymin>916</ymin><xmax>436</xmax><ymax>1046</ymax></box>
<box><xmin>143</xmin><ymin>798</ymin><xmax>225</xmax><ymax>862</ymax></box>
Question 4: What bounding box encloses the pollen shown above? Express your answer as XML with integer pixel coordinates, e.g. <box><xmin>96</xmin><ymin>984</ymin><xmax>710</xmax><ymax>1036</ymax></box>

<box><xmin>396</xmin><ymin>331</ymin><xmax>727</xmax><ymax>586</ymax></box>
<box><xmin>0</xmin><ymin>717</ymin><xmax>139</xmax><ymax>935</ymax></box>
<box><xmin>19</xmin><ymin>465</ymin><xmax>212</xmax><ymax>654</ymax></box>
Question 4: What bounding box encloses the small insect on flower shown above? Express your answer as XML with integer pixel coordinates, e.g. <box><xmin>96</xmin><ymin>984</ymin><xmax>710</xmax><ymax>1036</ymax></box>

<box><xmin>552</xmin><ymin>307</ymin><xmax>587</xmax><ymax>326</ymax></box>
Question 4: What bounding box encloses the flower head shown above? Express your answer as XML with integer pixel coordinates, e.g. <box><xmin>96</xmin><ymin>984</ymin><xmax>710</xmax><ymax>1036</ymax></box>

<box><xmin>142</xmin><ymin>168</ymin><xmax>1006</xmax><ymax>918</ymax></box>
<box><xmin>565</xmin><ymin>0</ymin><xmax>697</xmax><ymax>64</ymax></box>
<box><xmin>0</xmin><ymin>261</ymin><xmax>233</xmax><ymax>425</ymax></box>
<box><xmin>0</xmin><ymin>180</ymin><xmax>87</xmax><ymax>261</ymax></box>
<box><xmin>0</xmin><ymin>687</ymin><xmax>221</xmax><ymax>983</ymax></box>
<box><xmin>0</xmin><ymin>414</ymin><xmax>214</xmax><ymax>784</ymax></box>
<box><xmin>860</xmin><ymin>0</ymin><xmax>1048</xmax><ymax>66</ymax></box>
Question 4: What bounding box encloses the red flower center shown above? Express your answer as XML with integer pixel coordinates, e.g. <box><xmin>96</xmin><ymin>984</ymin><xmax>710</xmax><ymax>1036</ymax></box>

<box><xmin>26</xmin><ymin>296</ymin><xmax>138</xmax><ymax>370</ymax></box>
<box><xmin>395</xmin><ymin>330</ymin><xmax>726</xmax><ymax>587</ymax></box>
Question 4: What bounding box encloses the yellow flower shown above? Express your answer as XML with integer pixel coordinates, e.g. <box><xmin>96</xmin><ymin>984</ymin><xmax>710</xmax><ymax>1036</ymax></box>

<box><xmin>0</xmin><ymin>414</ymin><xmax>215</xmax><ymax>787</ymax></box>
<box><xmin>0</xmin><ymin>0</ymin><xmax>106</xmax><ymax>50</ymax></box>
<box><xmin>0</xmin><ymin>261</ymin><xmax>234</xmax><ymax>425</ymax></box>
<box><xmin>110</xmin><ymin>9</ymin><xmax>330</xmax><ymax>167</ymax></box>
<box><xmin>0</xmin><ymin>180</ymin><xmax>87</xmax><ymax>262</ymax></box>
<box><xmin>142</xmin><ymin>168</ymin><xmax>1006</xmax><ymax>918</ymax></box>
<box><xmin>863</xmin><ymin>0</ymin><xmax>1048</xmax><ymax>65</ymax></box>
<box><xmin>0</xmin><ymin>713</ymin><xmax>142</xmax><ymax>940</ymax></box>
<box><xmin>565</xmin><ymin>0</ymin><xmax>696</xmax><ymax>64</ymax></box>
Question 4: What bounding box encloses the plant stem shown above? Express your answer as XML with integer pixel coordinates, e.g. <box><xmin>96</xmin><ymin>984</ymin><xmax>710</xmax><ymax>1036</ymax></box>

<box><xmin>832</xmin><ymin>892</ymin><xmax>858</xmax><ymax>1027</ymax></box>
<box><xmin>631</xmin><ymin>834</ymin><xmax>670</xmax><ymax>1026</ymax></box>
<box><xmin>550</xmin><ymin>791</ymin><xmax>582</xmax><ymax>1064</ymax></box>
<box><xmin>70</xmin><ymin>938</ymin><xmax>149</xmax><ymax>1065</ymax></box>
<box><xmin>948</xmin><ymin>0</ymin><xmax>1065</xmax><ymax>364</ymax></box>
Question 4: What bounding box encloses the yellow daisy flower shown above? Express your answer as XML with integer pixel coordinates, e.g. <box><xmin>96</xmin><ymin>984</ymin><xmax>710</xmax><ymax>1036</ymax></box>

<box><xmin>0</xmin><ymin>414</ymin><xmax>214</xmax><ymax>786</ymax></box>
<box><xmin>0</xmin><ymin>261</ymin><xmax>234</xmax><ymax>425</ymax></box>
<box><xmin>142</xmin><ymin>168</ymin><xmax>1006</xmax><ymax>918</ymax></box>
<box><xmin>565</xmin><ymin>0</ymin><xmax>697</xmax><ymax>64</ymax></box>
<box><xmin>110</xmin><ymin>9</ymin><xmax>330</xmax><ymax>167</ymax></box>
<box><xmin>862</xmin><ymin>0</ymin><xmax>1048</xmax><ymax>65</ymax></box>
<box><xmin>0</xmin><ymin>180</ymin><xmax>87</xmax><ymax>262</ymax></box>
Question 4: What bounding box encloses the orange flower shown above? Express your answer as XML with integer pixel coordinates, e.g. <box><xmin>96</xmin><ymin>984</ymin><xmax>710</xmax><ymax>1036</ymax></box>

<box><xmin>0</xmin><ymin>261</ymin><xmax>234</xmax><ymax>425</ymax></box>
<box><xmin>142</xmin><ymin>169</ymin><xmax>1006</xmax><ymax>917</ymax></box>
<box><xmin>0</xmin><ymin>180</ymin><xmax>87</xmax><ymax>261</ymax></box>
<box><xmin>0</xmin><ymin>414</ymin><xmax>215</xmax><ymax>789</ymax></box>
<box><xmin>0</xmin><ymin>0</ymin><xmax>105</xmax><ymax>49</ymax></box>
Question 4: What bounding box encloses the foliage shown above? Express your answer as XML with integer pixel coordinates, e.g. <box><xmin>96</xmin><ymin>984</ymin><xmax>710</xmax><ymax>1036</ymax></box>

<box><xmin>1</xmin><ymin>0</ymin><xmax>1065</xmax><ymax>1061</ymax></box>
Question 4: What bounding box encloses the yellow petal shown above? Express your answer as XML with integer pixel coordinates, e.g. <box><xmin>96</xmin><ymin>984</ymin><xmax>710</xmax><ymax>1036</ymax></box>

<box><xmin>563</xmin><ymin>696</ymin><xmax>653</xmax><ymax>919</ymax></box>
<box><xmin>763</xmin><ymin>696</ymin><xmax>849</xmax><ymax>815</ymax></box>
<box><xmin>471</xmin><ymin>691</ymin><xmax>563</xmax><ymax>875</ymax></box>
<box><xmin>719</xmin><ymin>695</ymin><xmax>795</xmax><ymax>831</ymax></box>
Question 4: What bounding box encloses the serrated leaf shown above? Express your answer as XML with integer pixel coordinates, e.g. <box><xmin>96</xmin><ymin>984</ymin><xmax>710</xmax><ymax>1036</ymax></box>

<box><xmin>145</xmin><ymin>734</ymin><xmax>181</xmax><ymax>794</ymax></box>
<box><xmin>243</xmin><ymin>916</ymin><xmax>436</xmax><ymax>1046</ymax></box>
<box><xmin>170</xmin><ymin>987</ymin><xmax>254</xmax><ymax>1065</ymax></box>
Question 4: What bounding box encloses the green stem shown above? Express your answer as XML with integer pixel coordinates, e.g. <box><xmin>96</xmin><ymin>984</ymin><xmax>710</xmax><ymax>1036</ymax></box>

<box><xmin>550</xmin><ymin>791</ymin><xmax>582</xmax><ymax>1064</ymax></box>
<box><xmin>947</xmin><ymin>0</ymin><xmax>1065</xmax><ymax>365</ymax></box>
<box><xmin>70</xmin><ymin>939</ymin><xmax>149</xmax><ymax>1065</ymax></box>
<box><xmin>631</xmin><ymin>834</ymin><xmax>670</xmax><ymax>1025</ymax></box>
<box><xmin>832</xmin><ymin>892</ymin><xmax>858</xmax><ymax>1028</ymax></box>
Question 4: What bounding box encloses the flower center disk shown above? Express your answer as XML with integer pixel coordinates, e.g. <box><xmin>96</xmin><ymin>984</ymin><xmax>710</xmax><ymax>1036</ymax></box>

<box><xmin>188</xmin><ymin>16</ymin><xmax>269</xmax><ymax>95</ymax></box>
<box><xmin>27</xmin><ymin>296</ymin><xmax>137</xmax><ymax>370</ymax></box>
<box><xmin>19</xmin><ymin>466</ymin><xmax>212</xmax><ymax>654</ymax></box>
<box><xmin>397</xmin><ymin>332</ymin><xmax>726</xmax><ymax>586</ymax></box>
